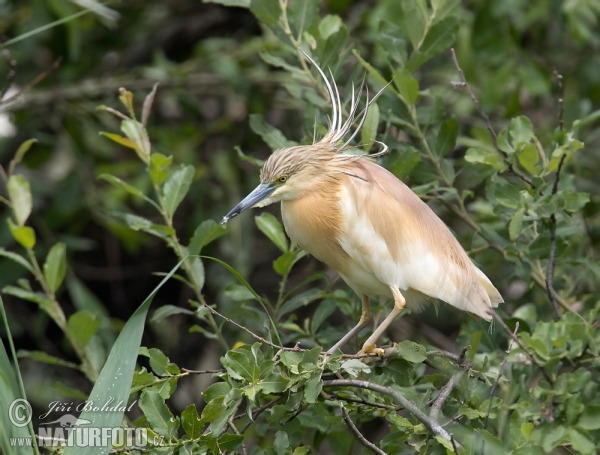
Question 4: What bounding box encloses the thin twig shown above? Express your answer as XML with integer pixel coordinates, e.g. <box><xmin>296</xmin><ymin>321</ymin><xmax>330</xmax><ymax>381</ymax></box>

<box><xmin>204</xmin><ymin>303</ymin><xmax>306</xmax><ymax>352</ymax></box>
<box><xmin>239</xmin><ymin>396</ymin><xmax>284</xmax><ymax>433</ymax></box>
<box><xmin>484</xmin><ymin>322</ymin><xmax>518</xmax><ymax>429</ymax></box>
<box><xmin>331</xmin><ymin>393</ymin><xmax>399</xmax><ymax>411</ymax></box>
<box><xmin>323</xmin><ymin>379</ymin><xmax>452</xmax><ymax>440</ymax></box>
<box><xmin>227</xmin><ymin>417</ymin><xmax>248</xmax><ymax>455</ymax></box>
<box><xmin>546</xmin><ymin>153</ymin><xmax>566</xmax><ymax>319</ymax></box>
<box><xmin>553</xmin><ymin>68</ymin><xmax>564</xmax><ymax>131</ymax></box>
<box><xmin>430</xmin><ymin>369</ymin><xmax>467</xmax><ymax>422</ymax></box>
<box><xmin>0</xmin><ymin>57</ymin><xmax>62</xmax><ymax>107</ymax></box>
<box><xmin>339</xmin><ymin>403</ymin><xmax>387</xmax><ymax>455</ymax></box>
<box><xmin>450</xmin><ymin>48</ymin><xmax>534</xmax><ymax>188</ymax></box>
<box><xmin>181</xmin><ymin>367</ymin><xmax>225</xmax><ymax>374</ymax></box>
<box><xmin>0</xmin><ymin>45</ymin><xmax>17</xmax><ymax>100</ymax></box>
<box><xmin>544</xmin><ymin>69</ymin><xmax>567</xmax><ymax>319</ymax></box>
<box><xmin>490</xmin><ymin>312</ymin><xmax>553</xmax><ymax>385</ymax></box>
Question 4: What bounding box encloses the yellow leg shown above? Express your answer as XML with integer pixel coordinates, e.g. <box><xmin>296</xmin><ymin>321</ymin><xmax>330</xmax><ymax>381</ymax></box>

<box><xmin>327</xmin><ymin>294</ymin><xmax>371</xmax><ymax>354</ymax></box>
<box><xmin>360</xmin><ymin>286</ymin><xmax>406</xmax><ymax>355</ymax></box>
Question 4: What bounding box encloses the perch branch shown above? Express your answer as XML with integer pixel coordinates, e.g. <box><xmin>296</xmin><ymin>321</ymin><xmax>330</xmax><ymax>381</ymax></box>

<box><xmin>484</xmin><ymin>322</ymin><xmax>518</xmax><ymax>429</ymax></box>
<box><xmin>323</xmin><ymin>379</ymin><xmax>452</xmax><ymax>440</ymax></box>
<box><xmin>339</xmin><ymin>403</ymin><xmax>387</xmax><ymax>455</ymax></box>
<box><xmin>430</xmin><ymin>369</ymin><xmax>467</xmax><ymax>422</ymax></box>
<box><xmin>490</xmin><ymin>312</ymin><xmax>553</xmax><ymax>385</ymax></box>
<box><xmin>450</xmin><ymin>48</ymin><xmax>534</xmax><ymax>188</ymax></box>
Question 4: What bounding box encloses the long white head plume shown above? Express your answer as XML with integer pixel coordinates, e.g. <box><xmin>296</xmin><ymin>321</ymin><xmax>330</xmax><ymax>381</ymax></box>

<box><xmin>300</xmin><ymin>50</ymin><xmax>391</xmax><ymax>155</ymax></box>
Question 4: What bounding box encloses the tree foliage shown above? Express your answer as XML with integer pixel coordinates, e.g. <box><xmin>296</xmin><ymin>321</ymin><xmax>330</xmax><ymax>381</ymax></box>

<box><xmin>1</xmin><ymin>0</ymin><xmax>600</xmax><ymax>454</ymax></box>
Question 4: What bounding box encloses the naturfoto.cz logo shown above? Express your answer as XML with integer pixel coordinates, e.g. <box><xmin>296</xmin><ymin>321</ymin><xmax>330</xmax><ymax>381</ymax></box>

<box><xmin>8</xmin><ymin>398</ymin><xmax>162</xmax><ymax>449</ymax></box>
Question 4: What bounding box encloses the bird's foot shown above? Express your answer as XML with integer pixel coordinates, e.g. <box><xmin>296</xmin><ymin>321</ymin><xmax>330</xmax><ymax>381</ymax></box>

<box><xmin>359</xmin><ymin>342</ymin><xmax>385</xmax><ymax>357</ymax></box>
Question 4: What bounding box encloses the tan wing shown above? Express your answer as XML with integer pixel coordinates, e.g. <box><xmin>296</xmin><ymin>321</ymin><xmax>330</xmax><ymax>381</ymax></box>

<box><xmin>337</xmin><ymin>158</ymin><xmax>502</xmax><ymax>320</ymax></box>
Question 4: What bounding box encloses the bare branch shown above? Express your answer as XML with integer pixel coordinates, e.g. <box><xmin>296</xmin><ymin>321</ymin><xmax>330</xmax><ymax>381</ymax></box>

<box><xmin>339</xmin><ymin>403</ymin><xmax>387</xmax><ymax>455</ymax></box>
<box><xmin>484</xmin><ymin>322</ymin><xmax>518</xmax><ymax>429</ymax></box>
<box><xmin>430</xmin><ymin>369</ymin><xmax>467</xmax><ymax>422</ymax></box>
<box><xmin>450</xmin><ymin>48</ymin><xmax>534</xmax><ymax>188</ymax></box>
<box><xmin>0</xmin><ymin>57</ymin><xmax>62</xmax><ymax>107</ymax></box>
<box><xmin>323</xmin><ymin>379</ymin><xmax>452</xmax><ymax>440</ymax></box>
<box><xmin>203</xmin><ymin>303</ymin><xmax>306</xmax><ymax>352</ymax></box>
<box><xmin>0</xmin><ymin>45</ymin><xmax>17</xmax><ymax>101</ymax></box>
<box><xmin>181</xmin><ymin>367</ymin><xmax>225</xmax><ymax>374</ymax></box>
<box><xmin>553</xmin><ymin>68</ymin><xmax>564</xmax><ymax>131</ymax></box>
<box><xmin>490</xmin><ymin>312</ymin><xmax>553</xmax><ymax>385</ymax></box>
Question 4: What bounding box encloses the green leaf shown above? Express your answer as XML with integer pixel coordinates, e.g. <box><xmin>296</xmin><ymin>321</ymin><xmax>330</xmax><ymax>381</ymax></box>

<box><xmin>150</xmin><ymin>305</ymin><xmax>194</xmax><ymax>324</ymax></box>
<box><xmin>274</xmin><ymin>431</ymin><xmax>290</xmax><ymax>455</ymax></box>
<box><xmin>435</xmin><ymin>117</ymin><xmax>459</xmax><ymax>157</ymax></box>
<box><xmin>190</xmin><ymin>256</ymin><xmax>205</xmax><ymax>291</ymax></box>
<box><xmin>7</xmin><ymin>175</ymin><xmax>32</xmax><ymax>226</ymax></box>
<box><xmin>18</xmin><ymin>350</ymin><xmax>79</xmax><ymax>369</ymax></box>
<box><xmin>139</xmin><ymin>347</ymin><xmax>180</xmax><ymax>377</ymax></box>
<box><xmin>43</xmin><ymin>242</ymin><xmax>67</xmax><ymax>293</ymax></box>
<box><xmin>204</xmin><ymin>0</ymin><xmax>249</xmax><ymax>6</ymax></box>
<box><xmin>149</xmin><ymin>153</ymin><xmax>173</xmax><ymax>186</ymax></box>
<box><xmin>393</xmin><ymin>69</ymin><xmax>419</xmax><ymax>105</ymax></box>
<box><xmin>260</xmin><ymin>372</ymin><xmax>289</xmax><ymax>394</ymax></box>
<box><xmin>162</xmin><ymin>165</ymin><xmax>195</xmax><ymax>218</ymax></box>
<box><xmin>249</xmin><ymin>114</ymin><xmax>296</xmax><ymax>151</ymax></box>
<box><xmin>62</xmin><ymin>260</ymin><xmax>184</xmax><ymax>455</ymax></box>
<box><xmin>390</xmin><ymin>147</ymin><xmax>421</xmax><ymax>179</ymax></box>
<box><xmin>0</xmin><ymin>248</ymin><xmax>34</xmax><ymax>273</ymax></box>
<box><xmin>181</xmin><ymin>404</ymin><xmax>202</xmax><ymax>439</ymax></box>
<box><xmin>496</xmin><ymin>128</ymin><xmax>514</xmax><ymax>154</ymax></box>
<box><xmin>255</xmin><ymin>212</ymin><xmax>288</xmax><ymax>253</ymax></box>
<box><xmin>577</xmin><ymin>405</ymin><xmax>600</xmax><ymax>430</ymax></box>
<box><xmin>121</xmin><ymin>213</ymin><xmax>174</xmax><ymax>239</ymax></box>
<box><xmin>361</xmin><ymin>102</ymin><xmax>380</xmax><ymax>151</ymax></box>
<box><xmin>341</xmin><ymin>359</ymin><xmax>371</xmax><ymax>378</ymax></box>
<box><xmin>221</xmin><ymin>347</ymin><xmax>260</xmax><ymax>383</ymax></box>
<box><xmin>509</xmin><ymin>115</ymin><xmax>535</xmax><ymax>145</ymax></box>
<box><xmin>464</xmin><ymin>147</ymin><xmax>507</xmax><ymax>171</ymax></box>
<box><xmin>2</xmin><ymin>286</ymin><xmax>57</xmax><ymax>323</ymax></box>
<box><xmin>400</xmin><ymin>0</ymin><xmax>427</xmax><ymax>48</ymax></box>
<box><xmin>98</xmin><ymin>174</ymin><xmax>158</xmax><ymax>208</ymax></box>
<box><xmin>99</xmin><ymin>132</ymin><xmax>139</xmax><ymax>150</ymax></box>
<box><xmin>68</xmin><ymin>310</ymin><xmax>101</xmax><ymax>348</ymax></box>
<box><xmin>304</xmin><ymin>373</ymin><xmax>322</xmax><ymax>403</ymax></box>
<box><xmin>568</xmin><ymin>428</ymin><xmax>595</xmax><ymax>455</ymax></box>
<box><xmin>7</xmin><ymin>218</ymin><xmax>35</xmax><ymax>250</ymax></box>
<box><xmin>139</xmin><ymin>390</ymin><xmax>179</xmax><ymax>438</ymax></box>
<box><xmin>509</xmin><ymin>207</ymin><xmax>525</xmax><ymax>241</ymax></box>
<box><xmin>189</xmin><ymin>220</ymin><xmax>228</xmax><ymax>255</ymax></box>
<box><xmin>419</xmin><ymin>16</ymin><xmax>458</xmax><ymax>59</ymax></box>
<box><xmin>561</xmin><ymin>190</ymin><xmax>589</xmax><ymax>213</ymax></box>
<box><xmin>516</xmin><ymin>143</ymin><xmax>540</xmax><ymax>174</ymax></box>
<box><xmin>319</xmin><ymin>14</ymin><xmax>342</xmax><ymax>40</ymax></box>
<box><xmin>10</xmin><ymin>138</ymin><xmax>37</xmax><ymax>170</ymax></box>
<box><xmin>352</xmin><ymin>50</ymin><xmax>389</xmax><ymax>87</ymax></box>
<box><xmin>273</xmin><ymin>250</ymin><xmax>305</xmax><ymax>276</ymax></box>
<box><xmin>288</xmin><ymin>0</ymin><xmax>318</xmax><ymax>38</ymax></box>
<box><xmin>0</xmin><ymin>297</ymin><xmax>35</xmax><ymax>455</ymax></box>
<box><xmin>235</xmin><ymin>146</ymin><xmax>265</xmax><ymax>167</ymax></box>
<box><xmin>396</xmin><ymin>340</ymin><xmax>427</xmax><ymax>363</ymax></box>
<box><xmin>250</xmin><ymin>0</ymin><xmax>282</xmax><ymax>25</ymax></box>
<box><xmin>203</xmin><ymin>382</ymin><xmax>231</xmax><ymax>403</ymax></box>
<box><xmin>121</xmin><ymin>119</ymin><xmax>151</xmax><ymax>163</ymax></box>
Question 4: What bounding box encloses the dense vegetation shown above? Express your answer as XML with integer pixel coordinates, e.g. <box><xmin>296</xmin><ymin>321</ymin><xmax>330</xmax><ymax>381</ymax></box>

<box><xmin>1</xmin><ymin>0</ymin><xmax>599</xmax><ymax>453</ymax></box>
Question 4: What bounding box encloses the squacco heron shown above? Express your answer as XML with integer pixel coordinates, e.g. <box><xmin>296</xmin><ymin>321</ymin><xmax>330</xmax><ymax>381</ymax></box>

<box><xmin>221</xmin><ymin>55</ymin><xmax>503</xmax><ymax>355</ymax></box>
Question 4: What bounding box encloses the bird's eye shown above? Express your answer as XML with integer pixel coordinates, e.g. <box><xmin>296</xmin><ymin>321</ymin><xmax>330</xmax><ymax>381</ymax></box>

<box><xmin>278</xmin><ymin>175</ymin><xmax>288</xmax><ymax>183</ymax></box>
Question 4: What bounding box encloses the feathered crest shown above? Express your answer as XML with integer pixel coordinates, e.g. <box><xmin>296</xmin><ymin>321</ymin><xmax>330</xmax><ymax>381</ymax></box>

<box><xmin>301</xmin><ymin>51</ymin><xmax>391</xmax><ymax>157</ymax></box>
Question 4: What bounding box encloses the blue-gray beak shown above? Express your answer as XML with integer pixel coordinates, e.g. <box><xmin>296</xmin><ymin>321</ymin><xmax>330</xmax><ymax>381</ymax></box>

<box><xmin>220</xmin><ymin>182</ymin><xmax>276</xmax><ymax>224</ymax></box>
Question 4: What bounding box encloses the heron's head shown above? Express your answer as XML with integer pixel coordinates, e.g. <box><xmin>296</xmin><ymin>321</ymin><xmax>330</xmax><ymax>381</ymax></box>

<box><xmin>220</xmin><ymin>144</ymin><xmax>337</xmax><ymax>224</ymax></box>
<box><xmin>220</xmin><ymin>51</ymin><xmax>390</xmax><ymax>225</ymax></box>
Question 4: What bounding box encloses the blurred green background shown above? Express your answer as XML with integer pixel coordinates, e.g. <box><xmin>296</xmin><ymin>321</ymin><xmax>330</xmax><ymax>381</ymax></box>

<box><xmin>1</xmin><ymin>0</ymin><xmax>599</xmax><ymax>439</ymax></box>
